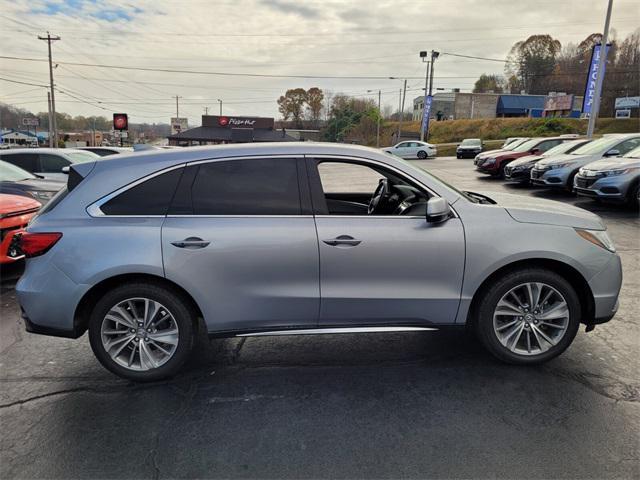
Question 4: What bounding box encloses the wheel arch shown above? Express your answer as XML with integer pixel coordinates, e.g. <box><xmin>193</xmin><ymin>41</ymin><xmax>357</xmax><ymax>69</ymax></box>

<box><xmin>73</xmin><ymin>273</ymin><xmax>205</xmax><ymax>336</ymax></box>
<box><xmin>466</xmin><ymin>258</ymin><xmax>595</xmax><ymax>327</ymax></box>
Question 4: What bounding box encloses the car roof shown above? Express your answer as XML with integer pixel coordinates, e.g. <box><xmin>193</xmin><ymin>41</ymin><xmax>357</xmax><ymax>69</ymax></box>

<box><xmin>0</xmin><ymin>147</ymin><xmax>88</xmax><ymax>155</ymax></box>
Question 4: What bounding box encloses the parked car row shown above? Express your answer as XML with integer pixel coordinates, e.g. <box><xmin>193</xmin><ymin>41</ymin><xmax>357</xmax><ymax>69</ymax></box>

<box><xmin>473</xmin><ymin>133</ymin><xmax>640</xmax><ymax>207</ymax></box>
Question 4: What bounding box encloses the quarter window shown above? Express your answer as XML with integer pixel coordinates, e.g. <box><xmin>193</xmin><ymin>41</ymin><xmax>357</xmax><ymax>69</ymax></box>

<box><xmin>173</xmin><ymin>158</ymin><xmax>301</xmax><ymax>215</ymax></box>
<box><xmin>101</xmin><ymin>168</ymin><xmax>184</xmax><ymax>216</ymax></box>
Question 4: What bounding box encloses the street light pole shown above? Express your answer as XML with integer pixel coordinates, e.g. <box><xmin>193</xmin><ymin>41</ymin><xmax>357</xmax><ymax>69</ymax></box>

<box><xmin>420</xmin><ymin>53</ymin><xmax>430</xmax><ymax>142</ymax></box>
<box><xmin>586</xmin><ymin>0</ymin><xmax>614</xmax><ymax>138</ymax></box>
<box><xmin>218</xmin><ymin>99</ymin><xmax>223</xmax><ymax>115</ymax></box>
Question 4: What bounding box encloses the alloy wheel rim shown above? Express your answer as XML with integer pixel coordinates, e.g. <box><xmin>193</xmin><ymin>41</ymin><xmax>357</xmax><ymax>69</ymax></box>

<box><xmin>100</xmin><ymin>297</ymin><xmax>179</xmax><ymax>371</ymax></box>
<box><xmin>492</xmin><ymin>282</ymin><xmax>569</xmax><ymax>356</ymax></box>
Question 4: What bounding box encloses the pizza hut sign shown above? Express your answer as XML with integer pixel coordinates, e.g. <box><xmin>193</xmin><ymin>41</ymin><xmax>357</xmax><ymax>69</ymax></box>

<box><xmin>218</xmin><ymin>116</ymin><xmax>256</xmax><ymax>127</ymax></box>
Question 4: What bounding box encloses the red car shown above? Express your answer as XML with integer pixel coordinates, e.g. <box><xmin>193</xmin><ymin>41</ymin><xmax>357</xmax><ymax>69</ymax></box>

<box><xmin>0</xmin><ymin>194</ymin><xmax>41</xmax><ymax>264</ymax></box>
<box><xmin>475</xmin><ymin>137</ymin><xmax>569</xmax><ymax>178</ymax></box>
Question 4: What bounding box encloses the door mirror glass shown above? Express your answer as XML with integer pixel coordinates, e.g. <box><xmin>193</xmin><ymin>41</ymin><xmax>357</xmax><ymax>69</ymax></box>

<box><xmin>61</xmin><ymin>166</ymin><xmax>70</xmax><ymax>174</ymax></box>
<box><xmin>426</xmin><ymin>197</ymin><xmax>450</xmax><ymax>223</ymax></box>
<box><xmin>604</xmin><ymin>149</ymin><xmax>620</xmax><ymax>157</ymax></box>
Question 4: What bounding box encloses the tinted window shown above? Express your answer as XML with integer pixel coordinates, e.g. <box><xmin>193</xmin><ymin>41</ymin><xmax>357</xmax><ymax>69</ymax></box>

<box><xmin>40</xmin><ymin>154</ymin><xmax>70</xmax><ymax>173</ymax></box>
<box><xmin>101</xmin><ymin>168</ymin><xmax>183</xmax><ymax>215</ymax></box>
<box><xmin>2</xmin><ymin>153</ymin><xmax>39</xmax><ymax>172</ymax></box>
<box><xmin>536</xmin><ymin>140</ymin><xmax>561</xmax><ymax>152</ymax></box>
<box><xmin>0</xmin><ymin>160</ymin><xmax>37</xmax><ymax>181</ymax></box>
<box><xmin>184</xmin><ymin>158</ymin><xmax>301</xmax><ymax>215</ymax></box>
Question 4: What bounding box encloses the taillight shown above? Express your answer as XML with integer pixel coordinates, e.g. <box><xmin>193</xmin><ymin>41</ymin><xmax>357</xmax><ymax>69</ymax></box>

<box><xmin>19</xmin><ymin>232</ymin><xmax>62</xmax><ymax>258</ymax></box>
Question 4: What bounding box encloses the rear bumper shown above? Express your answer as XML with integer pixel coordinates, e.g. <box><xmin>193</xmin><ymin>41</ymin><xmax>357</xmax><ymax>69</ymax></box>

<box><xmin>21</xmin><ymin>306</ymin><xmax>82</xmax><ymax>338</ymax></box>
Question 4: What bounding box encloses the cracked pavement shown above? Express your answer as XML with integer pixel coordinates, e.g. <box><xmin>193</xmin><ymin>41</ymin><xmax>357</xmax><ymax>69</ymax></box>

<box><xmin>1</xmin><ymin>157</ymin><xmax>639</xmax><ymax>479</ymax></box>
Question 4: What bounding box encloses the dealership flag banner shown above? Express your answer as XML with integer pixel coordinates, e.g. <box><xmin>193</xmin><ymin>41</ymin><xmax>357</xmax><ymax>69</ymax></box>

<box><xmin>582</xmin><ymin>44</ymin><xmax>611</xmax><ymax>115</ymax></box>
<box><xmin>421</xmin><ymin>95</ymin><xmax>433</xmax><ymax>138</ymax></box>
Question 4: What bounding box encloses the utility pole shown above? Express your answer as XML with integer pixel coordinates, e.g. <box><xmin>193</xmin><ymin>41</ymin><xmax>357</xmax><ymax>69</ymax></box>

<box><xmin>398</xmin><ymin>79</ymin><xmax>407</xmax><ymax>142</ymax></box>
<box><xmin>38</xmin><ymin>32</ymin><xmax>60</xmax><ymax>147</ymax></box>
<box><xmin>587</xmin><ymin>0</ymin><xmax>613</xmax><ymax>138</ymax></box>
<box><xmin>174</xmin><ymin>95</ymin><xmax>182</xmax><ymax>118</ymax></box>
<box><xmin>47</xmin><ymin>91</ymin><xmax>53</xmax><ymax>147</ymax></box>
<box><xmin>217</xmin><ymin>99</ymin><xmax>223</xmax><ymax>115</ymax></box>
<box><xmin>204</xmin><ymin>106</ymin><xmax>209</xmax><ymax>115</ymax></box>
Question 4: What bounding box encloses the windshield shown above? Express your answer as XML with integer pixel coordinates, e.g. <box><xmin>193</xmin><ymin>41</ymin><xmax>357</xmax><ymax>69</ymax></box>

<box><xmin>65</xmin><ymin>151</ymin><xmax>100</xmax><ymax>163</ymax></box>
<box><xmin>505</xmin><ymin>138</ymin><xmax>528</xmax><ymax>150</ymax></box>
<box><xmin>571</xmin><ymin>136</ymin><xmax>621</xmax><ymax>155</ymax></box>
<box><xmin>0</xmin><ymin>160</ymin><xmax>37</xmax><ymax>181</ymax></box>
<box><xmin>623</xmin><ymin>146</ymin><xmax>640</xmax><ymax>159</ymax></box>
<box><xmin>512</xmin><ymin>139</ymin><xmax>539</xmax><ymax>153</ymax></box>
<box><xmin>461</xmin><ymin>139</ymin><xmax>481</xmax><ymax>146</ymax></box>
<box><xmin>543</xmin><ymin>139</ymin><xmax>587</xmax><ymax>156</ymax></box>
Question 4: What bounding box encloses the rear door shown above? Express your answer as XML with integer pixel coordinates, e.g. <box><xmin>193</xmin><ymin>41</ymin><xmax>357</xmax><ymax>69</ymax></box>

<box><xmin>161</xmin><ymin>157</ymin><xmax>320</xmax><ymax>333</ymax></box>
<box><xmin>1</xmin><ymin>153</ymin><xmax>39</xmax><ymax>174</ymax></box>
<box><xmin>38</xmin><ymin>154</ymin><xmax>71</xmax><ymax>180</ymax></box>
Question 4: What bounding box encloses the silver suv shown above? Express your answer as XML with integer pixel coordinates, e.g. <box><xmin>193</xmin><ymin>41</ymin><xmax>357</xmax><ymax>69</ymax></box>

<box><xmin>16</xmin><ymin>143</ymin><xmax>622</xmax><ymax>381</ymax></box>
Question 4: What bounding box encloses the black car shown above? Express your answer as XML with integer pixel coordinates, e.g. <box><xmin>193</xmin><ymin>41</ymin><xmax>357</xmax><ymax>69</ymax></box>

<box><xmin>456</xmin><ymin>138</ymin><xmax>483</xmax><ymax>159</ymax></box>
<box><xmin>0</xmin><ymin>160</ymin><xmax>65</xmax><ymax>204</ymax></box>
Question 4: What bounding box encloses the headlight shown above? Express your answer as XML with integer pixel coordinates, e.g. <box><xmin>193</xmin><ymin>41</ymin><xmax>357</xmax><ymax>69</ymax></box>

<box><xmin>575</xmin><ymin>228</ymin><xmax>616</xmax><ymax>252</ymax></box>
<box><xmin>31</xmin><ymin>191</ymin><xmax>55</xmax><ymax>201</ymax></box>
<box><xmin>484</xmin><ymin>158</ymin><xmax>496</xmax><ymax>165</ymax></box>
<box><xmin>604</xmin><ymin>167</ymin><xmax>639</xmax><ymax>177</ymax></box>
<box><xmin>549</xmin><ymin>162</ymin><xmax>575</xmax><ymax>170</ymax></box>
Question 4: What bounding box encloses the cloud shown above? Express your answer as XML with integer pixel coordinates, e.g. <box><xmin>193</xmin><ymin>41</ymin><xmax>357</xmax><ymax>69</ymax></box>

<box><xmin>260</xmin><ymin>0</ymin><xmax>323</xmax><ymax>19</ymax></box>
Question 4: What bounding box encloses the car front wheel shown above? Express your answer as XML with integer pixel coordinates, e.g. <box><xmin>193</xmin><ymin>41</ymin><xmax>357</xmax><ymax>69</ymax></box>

<box><xmin>474</xmin><ymin>268</ymin><xmax>581</xmax><ymax>364</ymax></box>
<box><xmin>88</xmin><ymin>282</ymin><xmax>195</xmax><ymax>381</ymax></box>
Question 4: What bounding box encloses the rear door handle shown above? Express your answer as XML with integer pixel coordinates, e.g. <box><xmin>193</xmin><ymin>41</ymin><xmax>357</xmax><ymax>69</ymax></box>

<box><xmin>323</xmin><ymin>235</ymin><xmax>362</xmax><ymax>247</ymax></box>
<box><xmin>171</xmin><ymin>237</ymin><xmax>210</xmax><ymax>249</ymax></box>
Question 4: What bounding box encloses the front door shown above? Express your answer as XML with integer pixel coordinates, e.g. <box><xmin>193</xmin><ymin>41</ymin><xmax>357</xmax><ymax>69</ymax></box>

<box><xmin>309</xmin><ymin>158</ymin><xmax>465</xmax><ymax>326</ymax></box>
<box><xmin>162</xmin><ymin>157</ymin><xmax>320</xmax><ymax>333</ymax></box>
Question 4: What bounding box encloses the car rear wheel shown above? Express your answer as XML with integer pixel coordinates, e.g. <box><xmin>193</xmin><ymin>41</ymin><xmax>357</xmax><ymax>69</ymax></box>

<box><xmin>474</xmin><ymin>268</ymin><xmax>580</xmax><ymax>364</ymax></box>
<box><xmin>417</xmin><ymin>150</ymin><xmax>427</xmax><ymax>159</ymax></box>
<box><xmin>88</xmin><ymin>282</ymin><xmax>195</xmax><ymax>381</ymax></box>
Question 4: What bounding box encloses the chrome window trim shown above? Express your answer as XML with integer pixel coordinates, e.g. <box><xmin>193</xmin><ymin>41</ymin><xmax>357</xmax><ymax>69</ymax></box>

<box><xmin>166</xmin><ymin>215</ymin><xmax>314</xmax><ymax>219</ymax></box>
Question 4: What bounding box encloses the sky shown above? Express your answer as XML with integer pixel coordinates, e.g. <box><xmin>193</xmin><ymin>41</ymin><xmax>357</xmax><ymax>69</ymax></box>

<box><xmin>1</xmin><ymin>0</ymin><xmax>639</xmax><ymax>126</ymax></box>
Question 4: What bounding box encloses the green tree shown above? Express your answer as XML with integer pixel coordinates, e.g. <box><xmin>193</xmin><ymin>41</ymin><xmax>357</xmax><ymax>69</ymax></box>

<box><xmin>505</xmin><ymin>34</ymin><xmax>562</xmax><ymax>94</ymax></box>
<box><xmin>473</xmin><ymin>74</ymin><xmax>505</xmax><ymax>93</ymax></box>
<box><xmin>277</xmin><ymin>88</ymin><xmax>307</xmax><ymax>127</ymax></box>
<box><xmin>305</xmin><ymin>87</ymin><xmax>324</xmax><ymax>126</ymax></box>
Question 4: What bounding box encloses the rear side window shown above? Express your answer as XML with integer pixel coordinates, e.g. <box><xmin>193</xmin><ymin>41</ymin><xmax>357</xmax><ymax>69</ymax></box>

<box><xmin>101</xmin><ymin>168</ymin><xmax>183</xmax><ymax>216</ymax></box>
<box><xmin>2</xmin><ymin>153</ymin><xmax>39</xmax><ymax>172</ymax></box>
<box><xmin>171</xmin><ymin>158</ymin><xmax>301</xmax><ymax>215</ymax></box>
<box><xmin>40</xmin><ymin>154</ymin><xmax>70</xmax><ymax>173</ymax></box>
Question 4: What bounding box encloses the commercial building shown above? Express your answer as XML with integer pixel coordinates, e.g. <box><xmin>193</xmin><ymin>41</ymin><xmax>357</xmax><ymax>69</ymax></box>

<box><xmin>167</xmin><ymin>115</ymin><xmax>297</xmax><ymax>146</ymax></box>
<box><xmin>413</xmin><ymin>91</ymin><xmax>583</xmax><ymax>121</ymax></box>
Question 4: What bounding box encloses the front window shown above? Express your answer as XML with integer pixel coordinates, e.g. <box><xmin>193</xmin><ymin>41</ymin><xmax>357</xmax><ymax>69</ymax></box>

<box><xmin>461</xmin><ymin>139</ymin><xmax>481</xmax><ymax>146</ymax></box>
<box><xmin>543</xmin><ymin>140</ymin><xmax>588</xmax><ymax>156</ymax></box>
<box><xmin>512</xmin><ymin>139</ymin><xmax>540</xmax><ymax>153</ymax></box>
<box><xmin>0</xmin><ymin>160</ymin><xmax>36</xmax><ymax>181</ymax></box>
<box><xmin>40</xmin><ymin>154</ymin><xmax>70</xmax><ymax>173</ymax></box>
<box><xmin>622</xmin><ymin>146</ymin><xmax>640</xmax><ymax>159</ymax></box>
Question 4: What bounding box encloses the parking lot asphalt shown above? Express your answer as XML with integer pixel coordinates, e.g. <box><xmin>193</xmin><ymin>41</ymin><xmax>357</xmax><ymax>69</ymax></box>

<box><xmin>1</xmin><ymin>156</ymin><xmax>638</xmax><ymax>479</ymax></box>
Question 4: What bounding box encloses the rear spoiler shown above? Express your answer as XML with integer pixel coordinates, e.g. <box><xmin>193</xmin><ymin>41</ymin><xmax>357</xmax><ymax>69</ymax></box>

<box><xmin>68</xmin><ymin>161</ymin><xmax>97</xmax><ymax>192</ymax></box>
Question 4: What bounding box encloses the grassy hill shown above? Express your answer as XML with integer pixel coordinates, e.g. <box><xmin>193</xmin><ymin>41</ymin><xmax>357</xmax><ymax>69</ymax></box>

<box><xmin>386</xmin><ymin>117</ymin><xmax>639</xmax><ymax>145</ymax></box>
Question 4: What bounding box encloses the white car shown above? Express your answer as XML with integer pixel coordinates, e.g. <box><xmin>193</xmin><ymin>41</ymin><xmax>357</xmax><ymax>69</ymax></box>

<box><xmin>384</xmin><ymin>141</ymin><xmax>437</xmax><ymax>159</ymax></box>
<box><xmin>0</xmin><ymin>148</ymin><xmax>100</xmax><ymax>181</ymax></box>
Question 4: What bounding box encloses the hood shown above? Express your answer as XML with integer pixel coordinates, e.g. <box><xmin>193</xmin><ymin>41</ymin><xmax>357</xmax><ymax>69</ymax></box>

<box><xmin>580</xmin><ymin>157</ymin><xmax>640</xmax><ymax>172</ymax></box>
<box><xmin>3</xmin><ymin>177</ymin><xmax>65</xmax><ymax>191</ymax></box>
<box><xmin>495</xmin><ymin>150</ymin><xmax>527</xmax><ymax>160</ymax></box>
<box><xmin>508</xmin><ymin>154</ymin><xmax>544</xmax><ymax>167</ymax></box>
<box><xmin>477</xmin><ymin>148</ymin><xmax>511</xmax><ymax>159</ymax></box>
<box><xmin>458</xmin><ymin>144</ymin><xmax>482</xmax><ymax>150</ymax></box>
<box><xmin>478</xmin><ymin>191</ymin><xmax>605</xmax><ymax>230</ymax></box>
<box><xmin>537</xmin><ymin>153</ymin><xmax>599</xmax><ymax>167</ymax></box>
<box><xmin>0</xmin><ymin>194</ymin><xmax>41</xmax><ymax>216</ymax></box>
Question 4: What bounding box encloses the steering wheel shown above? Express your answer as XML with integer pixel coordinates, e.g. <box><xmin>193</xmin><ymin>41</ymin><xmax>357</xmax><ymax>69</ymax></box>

<box><xmin>368</xmin><ymin>178</ymin><xmax>391</xmax><ymax>214</ymax></box>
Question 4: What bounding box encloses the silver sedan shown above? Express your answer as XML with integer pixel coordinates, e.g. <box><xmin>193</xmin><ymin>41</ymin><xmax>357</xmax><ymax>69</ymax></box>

<box><xmin>16</xmin><ymin>143</ymin><xmax>622</xmax><ymax>381</ymax></box>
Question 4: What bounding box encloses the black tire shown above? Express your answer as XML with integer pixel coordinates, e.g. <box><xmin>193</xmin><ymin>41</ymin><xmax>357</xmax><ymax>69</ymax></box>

<box><xmin>417</xmin><ymin>150</ymin><xmax>427</xmax><ymax>159</ymax></box>
<box><xmin>474</xmin><ymin>268</ymin><xmax>581</xmax><ymax>365</ymax></box>
<box><xmin>88</xmin><ymin>282</ymin><xmax>195</xmax><ymax>382</ymax></box>
<box><xmin>456</xmin><ymin>154</ymin><xmax>461</xmax><ymax>159</ymax></box>
<box><xmin>626</xmin><ymin>182</ymin><xmax>639</xmax><ymax>209</ymax></box>
<box><xmin>566</xmin><ymin>170</ymin><xmax>578</xmax><ymax>192</ymax></box>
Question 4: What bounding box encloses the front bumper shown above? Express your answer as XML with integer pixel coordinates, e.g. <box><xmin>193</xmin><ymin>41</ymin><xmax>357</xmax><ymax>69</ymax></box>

<box><xmin>457</xmin><ymin>149</ymin><xmax>481</xmax><ymax>158</ymax></box>
<box><xmin>574</xmin><ymin>173</ymin><xmax>634</xmax><ymax>201</ymax></box>
<box><xmin>587</xmin><ymin>253</ymin><xmax>622</xmax><ymax>325</ymax></box>
<box><xmin>504</xmin><ymin>166</ymin><xmax>533</xmax><ymax>182</ymax></box>
<box><xmin>530</xmin><ymin>167</ymin><xmax>572</xmax><ymax>187</ymax></box>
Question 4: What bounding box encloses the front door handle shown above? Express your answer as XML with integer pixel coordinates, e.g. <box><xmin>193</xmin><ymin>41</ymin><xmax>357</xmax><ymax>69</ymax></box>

<box><xmin>171</xmin><ymin>237</ymin><xmax>210</xmax><ymax>249</ymax></box>
<box><xmin>323</xmin><ymin>235</ymin><xmax>362</xmax><ymax>247</ymax></box>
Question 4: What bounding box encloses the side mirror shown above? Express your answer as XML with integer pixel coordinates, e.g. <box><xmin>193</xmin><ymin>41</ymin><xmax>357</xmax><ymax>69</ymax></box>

<box><xmin>604</xmin><ymin>149</ymin><xmax>620</xmax><ymax>157</ymax></box>
<box><xmin>61</xmin><ymin>166</ymin><xmax>70</xmax><ymax>174</ymax></box>
<box><xmin>426</xmin><ymin>197</ymin><xmax>450</xmax><ymax>224</ymax></box>
<box><xmin>530</xmin><ymin>148</ymin><xmax>541</xmax><ymax>155</ymax></box>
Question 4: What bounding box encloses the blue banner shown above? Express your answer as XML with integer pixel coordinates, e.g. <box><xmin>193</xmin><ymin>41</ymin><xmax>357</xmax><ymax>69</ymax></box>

<box><xmin>582</xmin><ymin>44</ymin><xmax>610</xmax><ymax>115</ymax></box>
<box><xmin>421</xmin><ymin>94</ymin><xmax>433</xmax><ymax>138</ymax></box>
